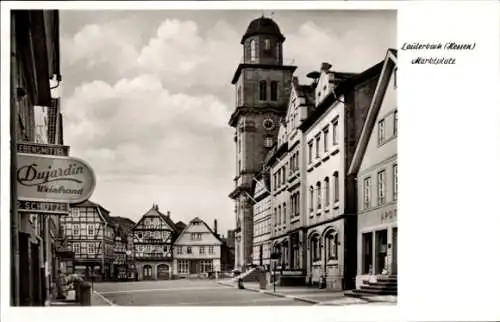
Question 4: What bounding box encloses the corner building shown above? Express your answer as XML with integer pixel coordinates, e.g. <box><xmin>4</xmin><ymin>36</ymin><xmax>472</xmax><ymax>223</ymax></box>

<box><xmin>349</xmin><ymin>49</ymin><xmax>398</xmax><ymax>289</ymax></box>
<box><xmin>229</xmin><ymin>17</ymin><xmax>296</xmax><ymax>271</ymax></box>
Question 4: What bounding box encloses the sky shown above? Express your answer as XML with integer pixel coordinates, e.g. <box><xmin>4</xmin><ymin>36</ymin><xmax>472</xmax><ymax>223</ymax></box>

<box><xmin>58</xmin><ymin>9</ymin><xmax>396</xmax><ymax>236</ymax></box>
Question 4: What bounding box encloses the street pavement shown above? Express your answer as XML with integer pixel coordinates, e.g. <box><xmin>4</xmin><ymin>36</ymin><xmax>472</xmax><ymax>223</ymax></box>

<box><xmin>91</xmin><ymin>279</ymin><xmax>313</xmax><ymax>306</ymax></box>
<box><xmin>218</xmin><ymin>280</ymin><xmax>397</xmax><ymax>306</ymax></box>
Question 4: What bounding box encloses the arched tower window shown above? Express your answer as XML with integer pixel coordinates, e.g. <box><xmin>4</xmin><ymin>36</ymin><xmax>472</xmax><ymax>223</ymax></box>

<box><xmin>250</xmin><ymin>39</ymin><xmax>256</xmax><ymax>62</ymax></box>
<box><xmin>270</xmin><ymin>81</ymin><xmax>278</xmax><ymax>101</ymax></box>
<box><xmin>259</xmin><ymin>81</ymin><xmax>267</xmax><ymax>101</ymax></box>
<box><xmin>264</xmin><ymin>38</ymin><xmax>271</xmax><ymax>51</ymax></box>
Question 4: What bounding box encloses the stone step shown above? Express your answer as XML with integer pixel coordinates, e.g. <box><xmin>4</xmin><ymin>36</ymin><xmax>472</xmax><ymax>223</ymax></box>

<box><xmin>360</xmin><ymin>284</ymin><xmax>397</xmax><ymax>291</ymax></box>
<box><xmin>352</xmin><ymin>288</ymin><xmax>397</xmax><ymax>296</ymax></box>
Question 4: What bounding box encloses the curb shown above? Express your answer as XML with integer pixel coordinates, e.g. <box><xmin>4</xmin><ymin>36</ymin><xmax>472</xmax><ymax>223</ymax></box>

<box><xmin>218</xmin><ymin>281</ymin><xmax>320</xmax><ymax>304</ymax></box>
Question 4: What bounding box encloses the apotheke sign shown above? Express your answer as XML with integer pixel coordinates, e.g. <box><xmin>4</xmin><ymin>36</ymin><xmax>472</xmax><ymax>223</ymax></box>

<box><xmin>17</xmin><ymin>153</ymin><xmax>96</xmax><ymax>203</ymax></box>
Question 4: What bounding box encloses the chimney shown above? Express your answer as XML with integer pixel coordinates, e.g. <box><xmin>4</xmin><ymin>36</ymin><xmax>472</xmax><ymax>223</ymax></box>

<box><xmin>167</xmin><ymin>211</ymin><xmax>170</xmax><ymax>217</ymax></box>
<box><xmin>214</xmin><ymin>219</ymin><xmax>218</xmax><ymax>234</ymax></box>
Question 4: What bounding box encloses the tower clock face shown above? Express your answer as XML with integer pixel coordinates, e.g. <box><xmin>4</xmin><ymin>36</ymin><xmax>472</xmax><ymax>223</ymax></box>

<box><xmin>263</xmin><ymin>118</ymin><xmax>275</xmax><ymax>130</ymax></box>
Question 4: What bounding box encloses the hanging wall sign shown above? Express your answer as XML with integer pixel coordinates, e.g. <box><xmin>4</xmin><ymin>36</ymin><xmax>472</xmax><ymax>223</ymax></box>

<box><xmin>17</xmin><ymin>153</ymin><xmax>96</xmax><ymax>204</ymax></box>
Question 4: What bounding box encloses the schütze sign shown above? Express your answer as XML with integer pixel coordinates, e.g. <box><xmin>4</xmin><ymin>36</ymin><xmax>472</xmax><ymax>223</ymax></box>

<box><xmin>17</xmin><ymin>153</ymin><xmax>96</xmax><ymax>204</ymax></box>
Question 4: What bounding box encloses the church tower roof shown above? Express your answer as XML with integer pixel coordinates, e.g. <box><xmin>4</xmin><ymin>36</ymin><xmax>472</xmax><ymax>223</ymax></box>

<box><xmin>241</xmin><ymin>16</ymin><xmax>285</xmax><ymax>44</ymax></box>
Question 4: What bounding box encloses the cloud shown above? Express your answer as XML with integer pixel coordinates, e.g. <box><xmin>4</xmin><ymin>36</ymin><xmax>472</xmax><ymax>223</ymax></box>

<box><xmin>62</xmin><ymin>23</ymin><xmax>140</xmax><ymax>73</ymax></box>
<box><xmin>64</xmin><ymin>74</ymin><xmax>233</xmax><ymax>181</ymax></box>
<box><xmin>286</xmin><ymin>21</ymin><xmax>390</xmax><ymax>80</ymax></box>
<box><xmin>137</xmin><ymin>19</ymin><xmax>241</xmax><ymax>95</ymax></box>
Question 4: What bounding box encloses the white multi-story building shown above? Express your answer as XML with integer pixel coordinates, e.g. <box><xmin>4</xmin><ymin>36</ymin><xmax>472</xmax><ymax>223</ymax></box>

<box><xmin>173</xmin><ymin>217</ymin><xmax>223</xmax><ymax>278</ymax></box>
<box><xmin>348</xmin><ymin>49</ymin><xmax>398</xmax><ymax>288</ymax></box>
<box><xmin>300</xmin><ymin>61</ymin><xmax>383</xmax><ymax>290</ymax></box>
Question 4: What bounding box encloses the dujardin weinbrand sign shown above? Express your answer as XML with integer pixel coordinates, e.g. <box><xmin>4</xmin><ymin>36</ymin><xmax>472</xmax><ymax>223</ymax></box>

<box><xmin>17</xmin><ymin>153</ymin><xmax>96</xmax><ymax>204</ymax></box>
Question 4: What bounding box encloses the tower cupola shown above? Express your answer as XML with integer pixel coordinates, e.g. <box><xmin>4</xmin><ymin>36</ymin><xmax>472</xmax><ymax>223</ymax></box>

<box><xmin>241</xmin><ymin>16</ymin><xmax>285</xmax><ymax>65</ymax></box>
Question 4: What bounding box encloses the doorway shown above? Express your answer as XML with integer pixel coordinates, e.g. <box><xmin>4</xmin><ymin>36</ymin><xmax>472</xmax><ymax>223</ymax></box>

<box><xmin>157</xmin><ymin>264</ymin><xmax>170</xmax><ymax>280</ymax></box>
<box><xmin>143</xmin><ymin>265</ymin><xmax>153</xmax><ymax>280</ymax></box>
<box><xmin>259</xmin><ymin>245</ymin><xmax>263</xmax><ymax>266</ymax></box>
<box><xmin>361</xmin><ymin>232</ymin><xmax>373</xmax><ymax>274</ymax></box>
<box><xmin>392</xmin><ymin>227</ymin><xmax>398</xmax><ymax>275</ymax></box>
<box><xmin>375</xmin><ymin>230</ymin><xmax>388</xmax><ymax>274</ymax></box>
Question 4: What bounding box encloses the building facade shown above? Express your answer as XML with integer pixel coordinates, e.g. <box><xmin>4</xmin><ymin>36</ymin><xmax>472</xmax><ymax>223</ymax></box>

<box><xmin>264</xmin><ymin>77</ymin><xmax>316</xmax><ymax>278</ymax></box>
<box><xmin>348</xmin><ymin>49</ymin><xmax>398</xmax><ymax>289</ymax></box>
<box><xmin>299</xmin><ymin>61</ymin><xmax>383</xmax><ymax>290</ymax></box>
<box><xmin>61</xmin><ymin>201</ymin><xmax>115</xmax><ymax>281</ymax></box>
<box><xmin>110</xmin><ymin>216</ymin><xmax>136</xmax><ymax>280</ymax></box>
<box><xmin>228</xmin><ymin>16</ymin><xmax>296</xmax><ymax>271</ymax></box>
<box><xmin>173</xmin><ymin>217</ymin><xmax>223</xmax><ymax>278</ymax></box>
<box><xmin>132</xmin><ymin>204</ymin><xmax>178</xmax><ymax>280</ymax></box>
<box><xmin>10</xmin><ymin>9</ymin><xmax>63</xmax><ymax>306</ymax></box>
<box><xmin>252</xmin><ymin>172</ymin><xmax>272</xmax><ymax>269</ymax></box>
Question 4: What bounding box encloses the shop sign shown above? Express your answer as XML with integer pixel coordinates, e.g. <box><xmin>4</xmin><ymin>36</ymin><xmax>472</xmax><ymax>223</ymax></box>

<box><xmin>17</xmin><ymin>143</ymin><xmax>69</xmax><ymax>156</ymax></box>
<box><xmin>17</xmin><ymin>153</ymin><xmax>96</xmax><ymax>204</ymax></box>
<box><xmin>17</xmin><ymin>200</ymin><xmax>70</xmax><ymax>215</ymax></box>
<box><xmin>281</xmin><ymin>270</ymin><xmax>304</xmax><ymax>276</ymax></box>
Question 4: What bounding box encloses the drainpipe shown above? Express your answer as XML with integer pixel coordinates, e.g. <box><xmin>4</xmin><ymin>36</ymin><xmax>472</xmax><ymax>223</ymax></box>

<box><xmin>44</xmin><ymin>216</ymin><xmax>51</xmax><ymax>304</ymax></box>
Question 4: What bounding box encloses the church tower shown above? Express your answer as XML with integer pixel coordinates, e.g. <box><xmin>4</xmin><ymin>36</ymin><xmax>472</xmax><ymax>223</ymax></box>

<box><xmin>228</xmin><ymin>16</ymin><xmax>296</xmax><ymax>271</ymax></box>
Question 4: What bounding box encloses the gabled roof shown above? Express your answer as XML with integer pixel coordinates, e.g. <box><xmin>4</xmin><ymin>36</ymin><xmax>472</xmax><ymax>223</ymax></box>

<box><xmin>175</xmin><ymin>217</ymin><xmax>224</xmax><ymax>244</ymax></box>
<box><xmin>348</xmin><ymin>49</ymin><xmax>398</xmax><ymax>176</ymax></box>
<box><xmin>72</xmin><ymin>200</ymin><xmax>112</xmax><ymax>223</ymax></box>
<box><xmin>299</xmin><ymin>60</ymin><xmax>385</xmax><ymax>132</ymax></box>
<box><xmin>109</xmin><ymin>216</ymin><xmax>136</xmax><ymax>232</ymax></box>
<box><xmin>132</xmin><ymin>204</ymin><xmax>178</xmax><ymax>232</ymax></box>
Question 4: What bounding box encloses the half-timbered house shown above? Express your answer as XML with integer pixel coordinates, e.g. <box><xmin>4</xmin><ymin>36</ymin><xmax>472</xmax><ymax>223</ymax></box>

<box><xmin>110</xmin><ymin>216</ymin><xmax>136</xmax><ymax>280</ymax></box>
<box><xmin>132</xmin><ymin>204</ymin><xmax>179</xmax><ymax>280</ymax></box>
<box><xmin>61</xmin><ymin>200</ymin><xmax>115</xmax><ymax>281</ymax></box>
<box><xmin>173</xmin><ymin>217</ymin><xmax>223</xmax><ymax>278</ymax></box>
